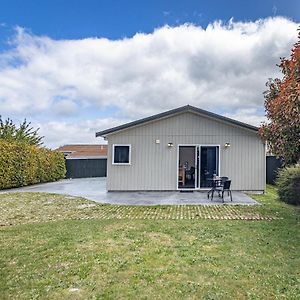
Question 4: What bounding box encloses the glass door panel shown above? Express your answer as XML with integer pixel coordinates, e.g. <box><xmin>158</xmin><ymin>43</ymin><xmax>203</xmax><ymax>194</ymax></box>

<box><xmin>200</xmin><ymin>146</ymin><xmax>219</xmax><ymax>188</ymax></box>
<box><xmin>178</xmin><ymin>146</ymin><xmax>196</xmax><ymax>189</ymax></box>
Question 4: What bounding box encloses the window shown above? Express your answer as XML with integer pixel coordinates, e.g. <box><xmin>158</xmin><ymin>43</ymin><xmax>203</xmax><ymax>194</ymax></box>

<box><xmin>112</xmin><ymin>145</ymin><xmax>131</xmax><ymax>165</ymax></box>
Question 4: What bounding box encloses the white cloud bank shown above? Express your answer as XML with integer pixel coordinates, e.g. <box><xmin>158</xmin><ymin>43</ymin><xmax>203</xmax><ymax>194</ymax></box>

<box><xmin>37</xmin><ymin>118</ymin><xmax>123</xmax><ymax>148</ymax></box>
<box><xmin>0</xmin><ymin>17</ymin><xmax>298</xmax><ymax>147</ymax></box>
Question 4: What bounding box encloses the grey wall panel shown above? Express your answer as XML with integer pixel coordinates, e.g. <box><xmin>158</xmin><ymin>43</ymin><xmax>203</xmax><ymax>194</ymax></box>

<box><xmin>106</xmin><ymin>112</ymin><xmax>265</xmax><ymax>191</ymax></box>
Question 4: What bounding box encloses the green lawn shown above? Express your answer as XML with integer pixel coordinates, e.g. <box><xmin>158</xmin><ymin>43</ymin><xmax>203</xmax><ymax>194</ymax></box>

<box><xmin>0</xmin><ymin>186</ymin><xmax>299</xmax><ymax>299</ymax></box>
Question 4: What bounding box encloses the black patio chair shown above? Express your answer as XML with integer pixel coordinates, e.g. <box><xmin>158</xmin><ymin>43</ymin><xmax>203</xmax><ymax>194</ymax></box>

<box><xmin>220</xmin><ymin>180</ymin><xmax>232</xmax><ymax>202</ymax></box>
<box><xmin>211</xmin><ymin>180</ymin><xmax>232</xmax><ymax>203</ymax></box>
<box><xmin>216</xmin><ymin>176</ymin><xmax>229</xmax><ymax>196</ymax></box>
<box><xmin>220</xmin><ymin>176</ymin><xmax>229</xmax><ymax>185</ymax></box>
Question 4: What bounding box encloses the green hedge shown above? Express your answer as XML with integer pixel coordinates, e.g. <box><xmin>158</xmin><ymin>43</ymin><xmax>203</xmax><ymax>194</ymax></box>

<box><xmin>276</xmin><ymin>162</ymin><xmax>300</xmax><ymax>205</ymax></box>
<box><xmin>0</xmin><ymin>140</ymin><xmax>66</xmax><ymax>189</ymax></box>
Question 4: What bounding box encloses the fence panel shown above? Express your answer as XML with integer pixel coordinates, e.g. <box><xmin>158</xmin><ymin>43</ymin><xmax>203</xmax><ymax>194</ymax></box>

<box><xmin>266</xmin><ymin>156</ymin><xmax>282</xmax><ymax>184</ymax></box>
<box><xmin>65</xmin><ymin>158</ymin><xmax>107</xmax><ymax>178</ymax></box>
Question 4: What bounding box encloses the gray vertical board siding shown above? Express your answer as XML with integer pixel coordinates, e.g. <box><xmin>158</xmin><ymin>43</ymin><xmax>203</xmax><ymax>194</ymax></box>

<box><xmin>65</xmin><ymin>158</ymin><xmax>107</xmax><ymax>178</ymax></box>
<box><xmin>106</xmin><ymin>112</ymin><xmax>265</xmax><ymax>191</ymax></box>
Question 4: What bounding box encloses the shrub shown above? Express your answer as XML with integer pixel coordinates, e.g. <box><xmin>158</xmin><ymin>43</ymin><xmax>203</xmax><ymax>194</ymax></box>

<box><xmin>0</xmin><ymin>140</ymin><xmax>66</xmax><ymax>189</ymax></box>
<box><xmin>276</xmin><ymin>162</ymin><xmax>300</xmax><ymax>205</ymax></box>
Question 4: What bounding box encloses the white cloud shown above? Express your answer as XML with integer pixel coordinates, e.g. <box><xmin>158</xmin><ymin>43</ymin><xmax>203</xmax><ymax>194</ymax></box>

<box><xmin>53</xmin><ymin>99</ymin><xmax>78</xmax><ymax>116</ymax></box>
<box><xmin>37</xmin><ymin>117</ymin><xmax>125</xmax><ymax>149</ymax></box>
<box><xmin>0</xmin><ymin>17</ymin><xmax>298</xmax><ymax>147</ymax></box>
<box><xmin>224</xmin><ymin>108</ymin><xmax>267</xmax><ymax>127</ymax></box>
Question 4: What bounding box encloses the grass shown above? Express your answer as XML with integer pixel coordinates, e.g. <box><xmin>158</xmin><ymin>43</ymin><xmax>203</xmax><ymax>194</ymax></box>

<box><xmin>0</xmin><ymin>186</ymin><xmax>299</xmax><ymax>299</ymax></box>
<box><xmin>0</xmin><ymin>192</ymin><xmax>280</xmax><ymax>226</ymax></box>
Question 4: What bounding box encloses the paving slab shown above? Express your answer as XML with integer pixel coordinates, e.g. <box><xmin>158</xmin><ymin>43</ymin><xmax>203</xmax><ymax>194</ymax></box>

<box><xmin>0</xmin><ymin>177</ymin><xmax>258</xmax><ymax>205</ymax></box>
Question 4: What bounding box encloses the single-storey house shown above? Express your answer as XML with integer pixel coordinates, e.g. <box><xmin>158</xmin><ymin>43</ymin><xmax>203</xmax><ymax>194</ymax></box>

<box><xmin>56</xmin><ymin>144</ymin><xmax>107</xmax><ymax>178</ymax></box>
<box><xmin>96</xmin><ymin>105</ymin><xmax>265</xmax><ymax>192</ymax></box>
<box><xmin>56</xmin><ymin>144</ymin><xmax>107</xmax><ymax>159</ymax></box>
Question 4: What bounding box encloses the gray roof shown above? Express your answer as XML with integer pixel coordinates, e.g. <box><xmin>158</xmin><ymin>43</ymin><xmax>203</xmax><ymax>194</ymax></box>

<box><xmin>95</xmin><ymin>105</ymin><xmax>258</xmax><ymax>137</ymax></box>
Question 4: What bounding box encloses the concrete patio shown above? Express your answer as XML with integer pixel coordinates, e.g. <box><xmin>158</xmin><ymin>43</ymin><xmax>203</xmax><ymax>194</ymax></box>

<box><xmin>0</xmin><ymin>178</ymin><xmax>258</xmax><ymax>205</ymax></box>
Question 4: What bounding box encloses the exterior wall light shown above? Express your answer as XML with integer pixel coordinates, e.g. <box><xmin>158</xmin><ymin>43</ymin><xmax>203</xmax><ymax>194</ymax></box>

<box><xmin>167</xmin><ymin>142</ymin><xmax>174</xmax><ymax>147</ymax></box>
<box><xmin>155</xmin><ymin>139</ymin><xmax>160</xmax><ymax>144</ymax></box>
<box><xmin>224</xmin><ymin>142</ymin><xmax>231</xmax><ymax>148</ymax></box>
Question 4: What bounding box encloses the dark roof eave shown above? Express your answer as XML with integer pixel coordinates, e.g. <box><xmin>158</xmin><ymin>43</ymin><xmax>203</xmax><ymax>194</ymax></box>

<box><xmin>95</xmin><ymin>105</ymin><xmax>259</xmax><ymax>137</ymax></box>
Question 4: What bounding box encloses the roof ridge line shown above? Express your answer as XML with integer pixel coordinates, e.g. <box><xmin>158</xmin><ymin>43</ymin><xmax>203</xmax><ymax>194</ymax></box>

<box><xmin>96</xmin><ymin>105</ymin><xmax>258</xmax><ymax>137</ymax></box>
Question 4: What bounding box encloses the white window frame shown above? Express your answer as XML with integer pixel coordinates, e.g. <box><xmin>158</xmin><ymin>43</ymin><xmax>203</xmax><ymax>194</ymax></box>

<box><xmin>112</xmin><ymin>144</ymin><xmax>131</xmax><ymax>165</ymax></box>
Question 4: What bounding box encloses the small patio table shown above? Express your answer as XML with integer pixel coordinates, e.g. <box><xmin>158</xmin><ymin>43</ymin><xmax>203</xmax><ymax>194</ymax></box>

<box><xmin>207</xmin><ymin>178</ymin><xmax>223</xmax><ymax>199</ymax></box>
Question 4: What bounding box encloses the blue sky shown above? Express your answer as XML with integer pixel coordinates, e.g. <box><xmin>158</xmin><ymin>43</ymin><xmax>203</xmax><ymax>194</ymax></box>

<box><xmin>1</xmin><ymin>0</ymin><xmax>299</xmax><ymax>41</ymax></box>
<box><xmin>0</xmin><ymin>1</ymin><xmax>299</xmax><ymax>147</ymax></box>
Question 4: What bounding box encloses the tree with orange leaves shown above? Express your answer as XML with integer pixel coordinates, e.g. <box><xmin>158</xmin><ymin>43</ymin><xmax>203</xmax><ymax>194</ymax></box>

<box><xmin>260</xmin><ymin>29</ymin><xmax>300</xmax><ymax>165</ymax></box>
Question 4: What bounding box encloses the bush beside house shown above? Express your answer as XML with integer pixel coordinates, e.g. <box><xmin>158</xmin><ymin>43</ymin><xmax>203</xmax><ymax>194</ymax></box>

<box><xmin>0</xmin><ymin>140</ymin><xmax>66</xmax><ymax>189</ymax></box>
<box><xmin>276</xmin><ymin>162</ymin><xmax>300</xmax><ymax>205</ymax></box>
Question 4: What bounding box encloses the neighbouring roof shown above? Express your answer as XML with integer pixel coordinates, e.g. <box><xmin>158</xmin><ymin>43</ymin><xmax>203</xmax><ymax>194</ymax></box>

<box><xmin>56</xmin><ymin>144</ymin><xmax>107</xmax><ymax>159</ymax></box>
<box><xmin>95</xmin><ymin>105</ymin><xmax>258</xmax><ymax>137</ymax></box>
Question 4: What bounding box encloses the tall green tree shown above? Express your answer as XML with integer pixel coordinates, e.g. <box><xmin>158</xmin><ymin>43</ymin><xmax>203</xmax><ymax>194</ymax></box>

<box><xmin>0</xmin><ymin>117</ymin><xmax>43</xmax><ymax>146</ymax></box>
<box><xmin>259</xmin><ymin>29</ymin><xmax>300</xmax><ymax>165</ymax></box>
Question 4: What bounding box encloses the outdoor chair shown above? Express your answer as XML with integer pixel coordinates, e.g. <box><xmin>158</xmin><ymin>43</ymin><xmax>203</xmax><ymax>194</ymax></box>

<box><xmin>220</xmin><ymin>176</ymin><xmax>229</xmax><ymax>185</ymax></box>
<box><xmin>217</xmin><ymin>176</ymin><xmax>229</xmax><ymax>196</ymax></box>
<box><xmin>211</xmin><ymin>180</ymin><xmax>232</xmax><ymax>203</ymax></box>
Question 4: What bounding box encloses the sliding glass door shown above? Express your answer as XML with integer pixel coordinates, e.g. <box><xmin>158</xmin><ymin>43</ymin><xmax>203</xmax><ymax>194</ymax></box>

<box><xmin>178</xmin><ymin>145</ymin><xmax>219</xmax><ymax>189</ymax></box>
